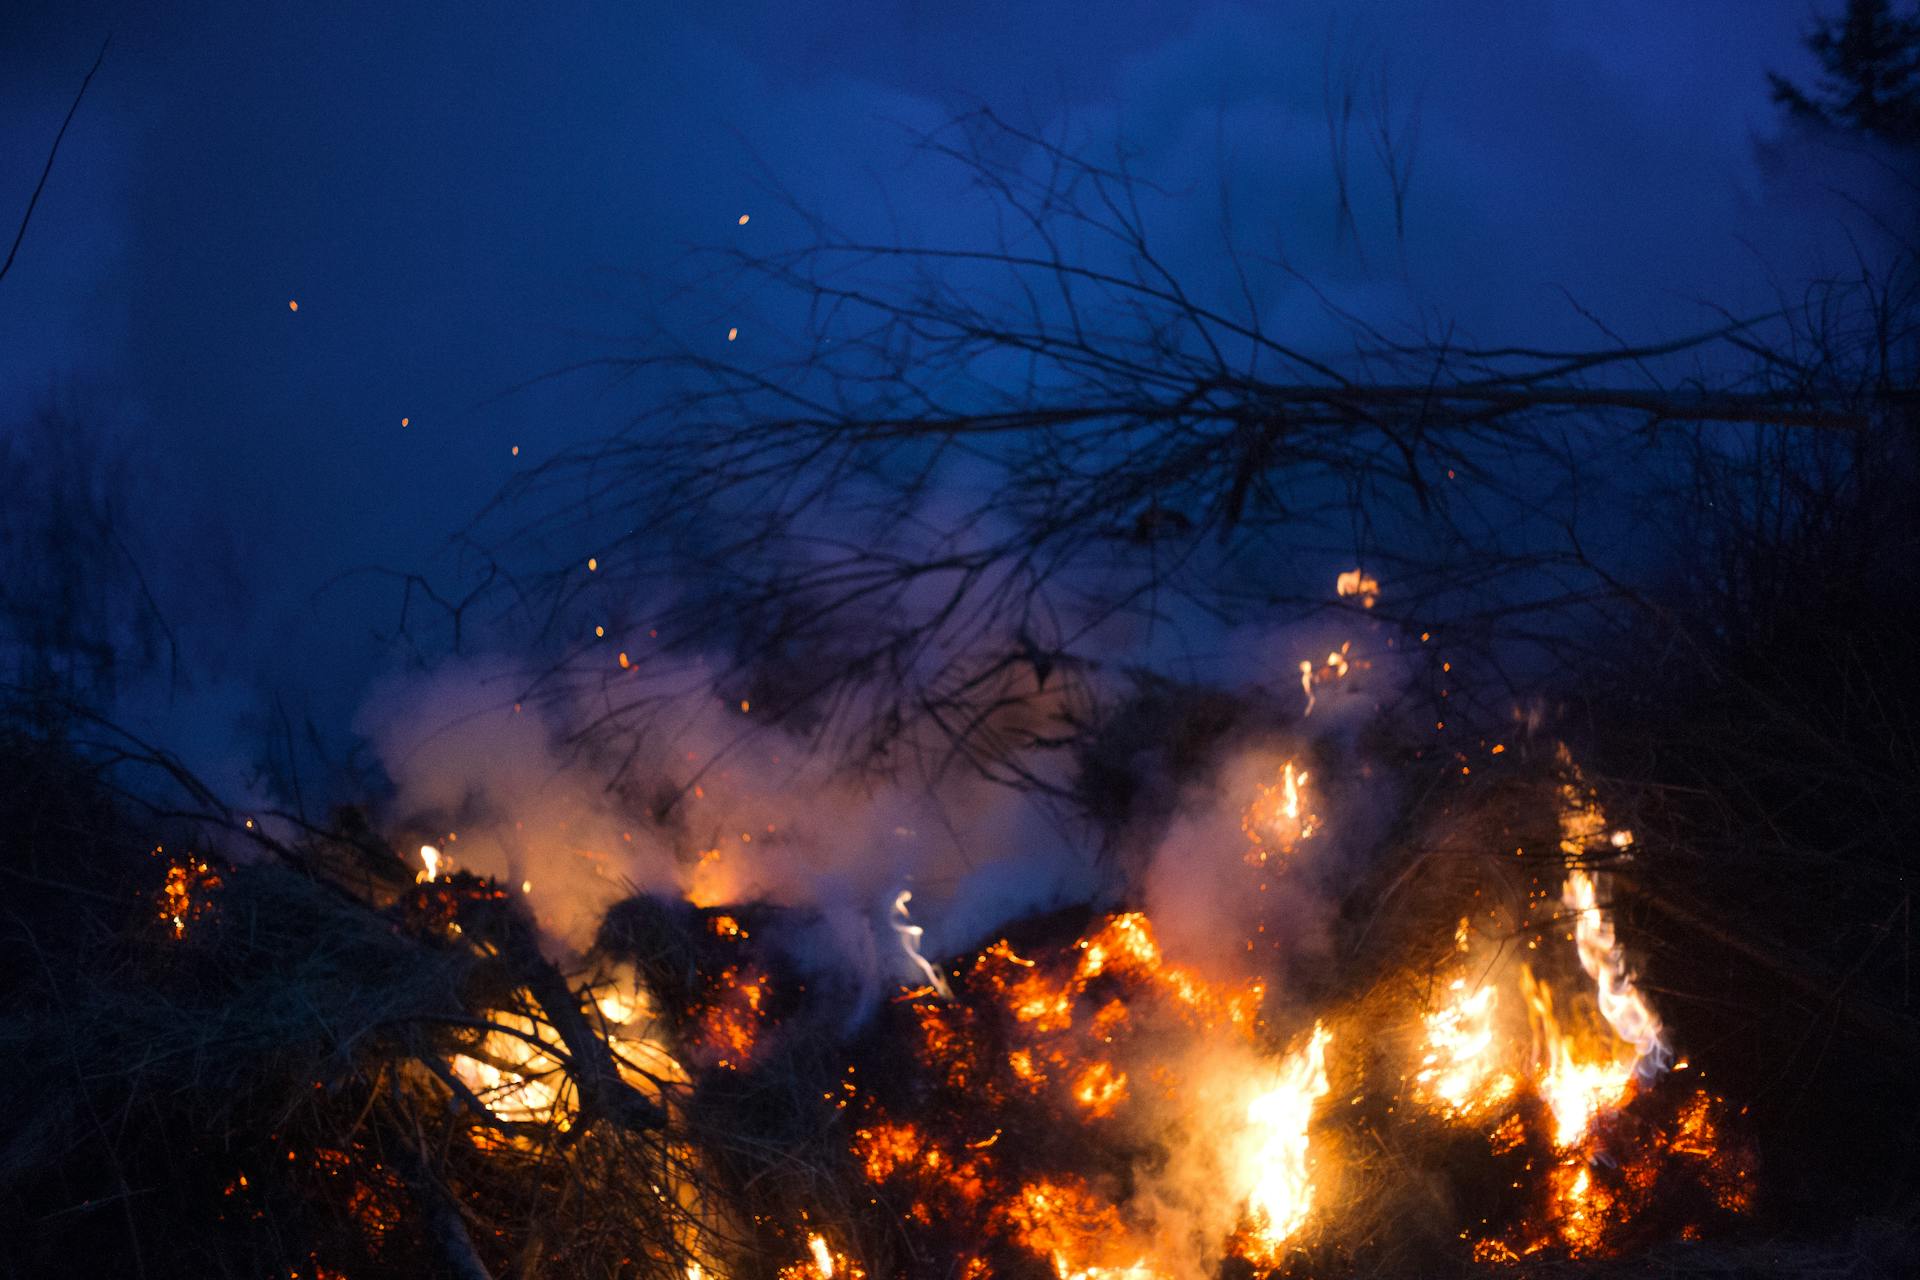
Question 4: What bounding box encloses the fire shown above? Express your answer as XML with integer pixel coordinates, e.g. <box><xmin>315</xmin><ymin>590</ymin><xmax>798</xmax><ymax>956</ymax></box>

<box><xmin>448</xmin><ymin>1007</ymin><xmax>573</xmax><ymax>1126</ymax></box>
<box><xmin>416</xmin><ymin>843</ymin><xmax>442</xmax><ymax>883</ymax></box>
<box><xmin>1002</xmin><ymin>1179</ymin><xmax>1158</xmax><ymax>1280</ymax></box>
<box><xmin>1335</xmin><ymin>568</ymin><xmax>1379</xmax><ymax>606</ymax></box>
<box><xmin>1298</xmin><ymin>642</ymin><xmax>1365</xmax><ymax>716</ymax></box>
<box><xmin>778</xmin><ymin>1232</ymin><xmax>863</xmax><ymax>1280</ymax></box>
<box><xmin>891</xmin><ymin>890</ymin><xmax>952</xmax><ymax>998</ymax></box>
<box><xmin>391</xmin><ymin>739</ymin><xmax>1747</xmax><ymax>1274</ymax></box>
<box><xmin>1413</xmin><ymin>975</ymin><xmax>1515</xmax><ymax>1118</ymax></box>
<box><xmin>1071</xmin><ymin>1060</ymin><xmax>1128</xmax><ymax>1116</ymax></box>
<box><xmin>1242</xmin><ymin>760</ymin><xmax>1317</xmax><ymax>862</ymax></box>
<box><xmin>155</xmin><ymin>853</ymin><xmax>221</xmax><ymax>937</ymax></box>
<box><xmin>1234</xmin><ymin>1023</ymin><xmax>1334</xmax><ymax>1263</ymax></box>
<box><xmin>1563</xmin><ymin>868</ymin><xmax>1668</xmax><ymax>1078</ymax></box>
<box><xmin>1520</xmin><ymin>964</ymin><xmax>1636</xmax><ymax>1148</ymax></box>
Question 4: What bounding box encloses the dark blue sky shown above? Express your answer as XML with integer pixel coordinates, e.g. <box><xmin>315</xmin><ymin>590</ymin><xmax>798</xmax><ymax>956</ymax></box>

<box><xmin>0</xmin><ymin>1</ymin><xmax>1875</xmax><ymax>766</ymax></box>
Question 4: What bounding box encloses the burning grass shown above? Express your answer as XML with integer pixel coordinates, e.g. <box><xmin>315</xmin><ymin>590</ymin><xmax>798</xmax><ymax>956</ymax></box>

<box><xmin>0</xmin><ymin>677</ymin><xmax>1909</xmax><ymax>1277</ymax></box>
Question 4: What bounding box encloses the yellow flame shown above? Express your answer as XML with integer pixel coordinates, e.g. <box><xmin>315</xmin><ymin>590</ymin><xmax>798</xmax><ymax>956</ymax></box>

<box><xmin>1237</xmin><ymin>1023</ymin><xmax>1333</xmax><ymax>1261</ymax></box>
<box><xmin>1051</xmin><ymin>1260</ymin><xmax>1162</xmax><ymax>1280</ymax></box>
<box><xmin>1520</xmin><ymin>966</ymin><xmax>1634</xmax><ymax>1148</ymax></box>
<box><xmin>417</xmin><ymin>844</ymin><xmax>442</xmax><ymax>883</ymax></box>
<box><xmin>1414</xmin><ymin>977</ymin><xmax>1515</xmax><ymax>1117</ymax></box>
<box><xmin>1242</xmin><ymin>761</ymin><xmax>1317</xmax><ymax>861</ymax></box>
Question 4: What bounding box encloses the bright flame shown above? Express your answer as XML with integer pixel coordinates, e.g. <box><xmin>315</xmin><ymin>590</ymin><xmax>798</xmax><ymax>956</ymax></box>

<box><xmin>1242</xmin><ymin>761</ymin><xmax>1317</xmax><ymax>861</ymax></box>
<box><xmin>808</xmin><ymin>1234</ymin><xmax>834</xmax><ymax>1277</ymax></box>
<box><xmin>1070</xmin><ymin>1061</ymin><xmax>1129</xmax><ymax>1117</ymax></box>
<box><xmin>892</xmin><ymin>891</ymin><xmax>953</xmax><ymax>998</ymax></box>
<box><xmin>1564</xmin><ymin>868</ymin><xmax>1668</xmax><ymax>1079</ymax></box>
<box><xmin>1414</xmin><ymin>977</ymin><xmax>1515</xmax><ymax>1118</ymax></box>
<box><xmin>417</xmin><ymin>844</ymin><xmax>442</xmax><ymax>883</ymax></box>
<box><xmin>1236</xmin><ymin>1023</ymin><xmax>1333</xmax><ymax>1262</ymax></box>
<box><xmin>1520</xmin><ymin>966</ymin><xmax>1634</xmax><ymax>1148</ymax></box>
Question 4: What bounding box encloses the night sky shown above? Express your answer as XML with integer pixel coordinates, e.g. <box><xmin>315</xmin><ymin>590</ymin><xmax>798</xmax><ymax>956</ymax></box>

<box><xmin>1</xmin><ymin>1</ymin><xmax>1880</xmax><ymax>770</ymax></box>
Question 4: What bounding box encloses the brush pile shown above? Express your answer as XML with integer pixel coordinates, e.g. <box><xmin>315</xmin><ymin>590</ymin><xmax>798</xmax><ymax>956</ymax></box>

<box><xmin>8</xmin><ymin>656</ymin><xmax>1914</xmax><ymax>1280</ymax></box>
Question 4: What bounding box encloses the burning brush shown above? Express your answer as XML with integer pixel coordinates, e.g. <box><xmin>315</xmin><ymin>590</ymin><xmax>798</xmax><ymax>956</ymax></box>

<box><xmin>47</xmin><ymin>683</ymin><xmax>1763</xmax><ymax>1279</ymax></box>
<box><xmin>610</xmin><ymin>738</ymin><xmax>1761</xmax><ymax>1278</ymax></box>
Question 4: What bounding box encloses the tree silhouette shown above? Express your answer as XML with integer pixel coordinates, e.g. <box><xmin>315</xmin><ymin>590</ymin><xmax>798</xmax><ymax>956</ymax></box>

<box><xmin>1770</xmin><ymin>0</ymin><xmax>1920</xmax><ymax>145</ymax></box>
<box><xmin>478</xmin><ymin>111</ymin><xmax>1901</xmax><ymax>794</ymax></box>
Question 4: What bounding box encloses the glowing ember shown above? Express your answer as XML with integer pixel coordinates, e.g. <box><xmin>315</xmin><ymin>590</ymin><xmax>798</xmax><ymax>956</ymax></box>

<box><xmin>1002</xmin><ymin>1179</ymin><xmax>1158</xmax><ymax>1280</ymax></box>
<box><xmin>1071</xmin><ymin>1060</ymin><xmax>1129</xmax><ymax>1117</ymax></box>
<box><xmin>1335</xmin><ymin>568</ymin><xmax>1379</xmax><ymax>607</ymax></box>
<box><xmin>155</xmin><ymin>855</ymin><xmax>222</xmax><ymax>938</ymax></box>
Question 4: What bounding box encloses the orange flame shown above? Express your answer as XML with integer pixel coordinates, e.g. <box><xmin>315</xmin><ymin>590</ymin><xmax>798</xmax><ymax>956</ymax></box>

<box><xmin>1243</xmin><ymin>760</ymin><xmax>1317</xmax><ymax>862</ymax></box>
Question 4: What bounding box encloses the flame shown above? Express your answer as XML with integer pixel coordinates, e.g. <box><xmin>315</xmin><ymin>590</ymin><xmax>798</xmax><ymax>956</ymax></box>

<box><xmin>685</xmin><ymin>847</ymin><xmax>735</xmax><ymax>908</ymax></box>
<box><xmin>1002</xmin><ymin>1180</ymin><xmax>1159</xmax><ymax>1280</ymax></box>
<box><xmin>1563</xmin><ymin>868</ymin><xmax>1668</xmax><ymax>1079</ymax></box>
<box><xmin>1413</xmin><ymin>976</ymin><xmax>1515</xmax><ymax>1118</ymax></box>
<box><xmin>1335</xmin><ymin>569</ymin><xmax>1379</xmax><ymax>607</ymax></box>
<box><xmin>416</xmin><ymin>843</ymin><xmax>442</xmax><ymax>883</ymax></box>
<box><xmin>1299</xmin><ymin>642</ymin><xmax>1365</xmax><ymax>716</ymax></box>
<box><xmin>1520</xmin><ymin>965</ymin><xmax>1636</xmax><ymax>1149</ymax></box>
<box><xmin>1234</xmin><ymin>1023</ymin><xmax>1333</xmax><ymax>1263</ymax></box>
<box><xmin>891</xmin><ymin>891</ymin><xmax>952</xmax><ymax>998</ymax></box>
<box><xmin>1242</xmin><ymin>761</ymin><xmax>1317</xmax><ymax>862</ymax></box>
<box><xmin>1071</xmin><ymin>1061</ymin><xmax>1129</xmax><ymax>1117</ymax></box>
<box><xmin>449</xmin><ymin>971</ymin><xmax>683</xmax><ymax>1131</ymax></box>
<box><xmin>778</xmin><ymin>1232</ymin><xmax>863</xmax><ymax>1280</ymax></box>
<box><xmin>448</xmin><ymin>1008</ymin><xmax>573</xmax><ymax>1126</ymax></box>
<box><xmin>1514</xmin><ymin>753</ymin><xmax>1666</xmax><ymax>1152</ymax></box>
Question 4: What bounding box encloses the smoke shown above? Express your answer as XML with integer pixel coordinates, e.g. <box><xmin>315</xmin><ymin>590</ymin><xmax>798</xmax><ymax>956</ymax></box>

<box><xmin>354</xmin><ymin>647</ymin><xmax>1097</xmax><ymax>977</ymax></box>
